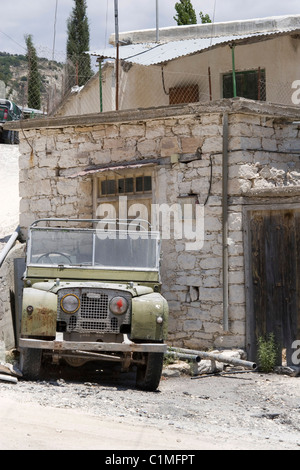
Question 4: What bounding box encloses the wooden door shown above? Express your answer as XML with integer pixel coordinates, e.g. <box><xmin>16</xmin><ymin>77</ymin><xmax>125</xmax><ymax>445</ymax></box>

<box><xmin>247</xmin><ymin>209</ymin><xmax>300</xmax><ymax>365</ymax></box>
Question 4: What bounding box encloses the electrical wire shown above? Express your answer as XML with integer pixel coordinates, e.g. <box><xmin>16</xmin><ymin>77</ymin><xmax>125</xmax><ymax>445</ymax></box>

<box><xmin>0</xmin><ymin>30</ymin><xmax>26</xmax><ymax>51</ymax></box>
<box><xmin>161</xmin><ymin>66</ymin><xmax>169</xmax><ymax>95</ymax></box>
<box><xmin>123</xmin><ymin>43</ymin><xmax>162</xmax><ymax>61</ymax></box>
<box><xmin>104</xmin><ymin>0</ymin><xmax>109</xmax><ymax>47</ymax></box>
<box><xmin>210</xmin><ymin>0</ymin><xmax>217</xmax><ymax>46</ymax></box>
<box><xmin>204</xmin><ymin>154</ymin><xmax>213</xmax><ymax>206</ymax></box>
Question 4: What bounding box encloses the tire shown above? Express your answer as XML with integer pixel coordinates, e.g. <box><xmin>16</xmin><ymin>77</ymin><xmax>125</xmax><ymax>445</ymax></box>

<box><xmin>136</xmin><ymin>352</ymin><xmax>164</xmax><ymax>391</ymax></box>
<box><xmin>14</xmin><ymin>131</ymin><xmax>19</xmax><ymax>144</ymax></box>
<box><xmin>3</xmin><ymin>130</ymin><xmax>13</xmax><ymax>144</ymax></box>
<box><xmin>20</xmin><ymin>348</ymin><xmax>42</xmax><ymax>380</ymax></box>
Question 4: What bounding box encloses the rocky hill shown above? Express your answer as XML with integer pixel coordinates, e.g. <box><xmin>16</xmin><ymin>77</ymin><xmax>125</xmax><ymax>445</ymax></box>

<box><xmin>0</xmin><ymin>52</ymin><xmax>64</xmax><ymax>113</ymax></box>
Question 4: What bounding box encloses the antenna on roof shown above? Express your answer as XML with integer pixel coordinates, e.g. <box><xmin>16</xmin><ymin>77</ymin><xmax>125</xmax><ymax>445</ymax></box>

<box><xmin>156</xmin><ymin>0</ymin><xmax>159</xmax><ymax>43</ymax></box>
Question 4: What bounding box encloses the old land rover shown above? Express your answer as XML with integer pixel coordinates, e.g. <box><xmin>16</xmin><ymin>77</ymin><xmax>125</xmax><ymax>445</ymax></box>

<box><xmin>19</xmin><ymin>219</ymin><xmax>169</xmax><ymax>391</ymax></box>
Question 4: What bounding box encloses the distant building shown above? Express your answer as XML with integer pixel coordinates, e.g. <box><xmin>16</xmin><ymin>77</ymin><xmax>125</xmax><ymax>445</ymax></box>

<box><xmin>54</xmin><ymin>14</ymin><xmax>300</xmax><ymax>116</ymax></box>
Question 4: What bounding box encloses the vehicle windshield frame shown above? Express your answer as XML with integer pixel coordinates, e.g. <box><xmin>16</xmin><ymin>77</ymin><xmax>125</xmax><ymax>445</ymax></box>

<box><xmin>27</xmin><ymin>219</ymin><xmax>161</xmax><ymax>271</ymax></box>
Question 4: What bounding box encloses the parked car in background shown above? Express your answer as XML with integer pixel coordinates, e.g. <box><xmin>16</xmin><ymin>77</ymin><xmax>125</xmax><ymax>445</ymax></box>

<box><xmin>0</xmin><ymin>99</ymin><xmax>22</xmax><ymax>144</ymax></box>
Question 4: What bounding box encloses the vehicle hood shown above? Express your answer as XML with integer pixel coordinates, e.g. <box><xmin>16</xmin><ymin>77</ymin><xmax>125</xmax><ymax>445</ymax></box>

<box><xmin>31</xmin><ymin>280</ymin><xmax>153</xmax><ymax>297</ymax></box>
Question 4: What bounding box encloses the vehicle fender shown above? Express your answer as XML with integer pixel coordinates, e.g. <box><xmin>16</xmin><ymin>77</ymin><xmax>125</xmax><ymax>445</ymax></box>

<box><xmin>131</xmin><ymin>293</ymin><xmax>169</xmax><ymax>341</ymax></box>
<box><xmin>21</xmin><ymin>287</ymin><xmax>57</xmax><ymax>338</ymax></box>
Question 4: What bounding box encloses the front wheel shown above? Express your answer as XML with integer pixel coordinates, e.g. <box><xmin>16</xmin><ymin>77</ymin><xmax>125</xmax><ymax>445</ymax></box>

<box><xmin>20</xmin><ymin>348</ymin><xmax>42</xmax><ymax>380</ymax></box>
<box><xmin>136</xmin><ymin>352</ymin><xmax>164</xmax><ymax>391</ymax></box>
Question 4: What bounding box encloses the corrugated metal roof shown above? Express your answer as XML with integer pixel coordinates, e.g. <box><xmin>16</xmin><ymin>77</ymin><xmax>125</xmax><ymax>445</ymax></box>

<box><xmin>89</xmin><ymin>28</ymin><xmax>298</xmax><ymax>66</ymax></box>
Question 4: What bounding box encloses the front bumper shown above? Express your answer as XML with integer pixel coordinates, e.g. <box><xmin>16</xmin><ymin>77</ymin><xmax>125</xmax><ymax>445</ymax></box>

<box><xmin>19</xmin><ymin>337</ymin><xmax>167</xmax><ymax>354</ymax></box>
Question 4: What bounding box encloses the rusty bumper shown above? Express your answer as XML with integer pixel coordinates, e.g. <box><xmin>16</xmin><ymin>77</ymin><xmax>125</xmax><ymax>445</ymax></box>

<box><xmin>19</xmin><ymin>338</ymin><xmax>167</xmax><ymax>354</ymax></box>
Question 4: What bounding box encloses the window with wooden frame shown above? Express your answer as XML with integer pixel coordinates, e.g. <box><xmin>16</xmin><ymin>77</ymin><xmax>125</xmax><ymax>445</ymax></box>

<box><xmin>223</xmin><ymin>69</ymin><xmax>266</xmax><ymax>101</ymax></box>
<box><xmin>94</xmin><ymin>172</ymin><xmax>153</xmax><ymax>227</ymax></box>
<box><xmin>99</xmin><ymin>175</ymin><xmax>152</xmax><ymax>197</ymax></box>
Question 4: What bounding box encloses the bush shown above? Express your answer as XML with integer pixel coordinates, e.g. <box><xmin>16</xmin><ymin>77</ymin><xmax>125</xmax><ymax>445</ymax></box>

<box><xmin>257</xmin><ymin>333</ymin><xmax>278</xmax><ymax>373</ymax></box>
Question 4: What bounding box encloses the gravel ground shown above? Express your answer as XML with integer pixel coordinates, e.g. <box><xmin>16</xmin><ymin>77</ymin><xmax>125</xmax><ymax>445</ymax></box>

<box><xmin>0</xmin><ymin>362</ymin><xmax>300</xmax><ymax>450</ymax></box>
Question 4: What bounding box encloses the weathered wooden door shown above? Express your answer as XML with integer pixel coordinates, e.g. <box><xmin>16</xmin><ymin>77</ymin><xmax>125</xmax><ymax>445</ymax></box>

<box><xmin>247</xmin><ymin>209</ymin><xmax>300</xmax><ymax>365</ymax></box>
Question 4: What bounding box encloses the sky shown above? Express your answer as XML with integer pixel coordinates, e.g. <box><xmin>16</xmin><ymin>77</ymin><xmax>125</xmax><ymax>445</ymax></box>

<box><xmin>0</xmin><ymin>0</ymin><xmax>300</xmax><ymax>61</ymax></box>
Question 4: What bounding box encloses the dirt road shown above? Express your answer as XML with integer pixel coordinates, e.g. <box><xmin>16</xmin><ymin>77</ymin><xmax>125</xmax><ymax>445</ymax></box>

<box><xmin>0</xmin><ymin>364</ymin><xmax>299</xmax><ymax>451</ymax></box>
<box><xmin>0</xmin><ymin>144</ymin><xmax>20</xmax><ymax>241</ymax></box>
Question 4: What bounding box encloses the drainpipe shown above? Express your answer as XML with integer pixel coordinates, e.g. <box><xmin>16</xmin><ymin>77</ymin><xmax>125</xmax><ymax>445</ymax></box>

<box><xmin>0</xmin><ymin>227</ymin><xmax>20</xmax><ymax>268</ymax></box>
<box><xmin>208</xmin><ymin>66</ymin><xmax>212</xmax><ymax>101</ymax></box>
<box><xmin>98</xmin><ymin>59</ymin><xmax>103</xmax><ymax>112</ymax></box>
<box><xmin>231</xmin><ymin>44</ymin><xmax>237</xmax><ymax>97</ymax></box>
<box><xmin>222</xmin><ymin>114</ymin><xmax>229</xmax><ymax>332</ymax></box>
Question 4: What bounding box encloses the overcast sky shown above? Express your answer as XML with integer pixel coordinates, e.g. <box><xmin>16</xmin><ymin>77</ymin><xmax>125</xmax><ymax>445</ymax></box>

<box><xmin>1</xmin><ymin>0</ymin><xmax>300</xmax><ymax>60</ymax></box>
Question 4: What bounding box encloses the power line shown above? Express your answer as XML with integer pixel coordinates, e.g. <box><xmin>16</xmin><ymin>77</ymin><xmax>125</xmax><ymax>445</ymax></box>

<box><xmin>210</xmin><ymin>0</ymin><xmax>217</xmax><ymax>46</ymax></box>
<box><xmin>104</xmin><ymin>0</ymin><xmax>109</xmax><ymax>47</ymax></box>
<box><xmin>0</xmin><ymin>30</ymin><xmax>26</xmax><ymax>51</ymax></box>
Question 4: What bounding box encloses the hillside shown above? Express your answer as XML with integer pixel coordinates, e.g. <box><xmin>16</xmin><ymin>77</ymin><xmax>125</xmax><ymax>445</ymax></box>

<box><xmin>0</xmin><ymin>52</ymin><xmax>64</xmax><ymax>112</ymax></box>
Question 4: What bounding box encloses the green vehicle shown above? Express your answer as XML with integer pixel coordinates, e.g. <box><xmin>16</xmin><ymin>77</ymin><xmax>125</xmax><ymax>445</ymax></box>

<box><xmin>19</xmin><ymin>219</ymin><xmax>169</xmax><ymax>391</ymax></box>
<box><xmin>0</xmin><ymin>99</ymin><xmax>22</xmax><ymax>144</ymax></box>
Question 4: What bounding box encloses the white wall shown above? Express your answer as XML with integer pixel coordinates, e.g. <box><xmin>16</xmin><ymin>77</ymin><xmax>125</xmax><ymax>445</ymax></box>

<box><xmin>120</xmin><ymin>35</ymin><xmax>300</xmax><ymax>109</ymax></box>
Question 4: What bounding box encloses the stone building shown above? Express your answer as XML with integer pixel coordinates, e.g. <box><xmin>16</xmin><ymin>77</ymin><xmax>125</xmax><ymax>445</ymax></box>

<box><xmin>6</xmin><ymin>97</ymin><xmax>300</xmax><ymax>364</ymax></box>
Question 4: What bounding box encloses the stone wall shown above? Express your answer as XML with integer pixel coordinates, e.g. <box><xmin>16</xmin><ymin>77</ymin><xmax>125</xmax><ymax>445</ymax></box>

<box><xmin>14</xmin><ymin>99</ymin><xmax>300</xmax><ymax>350</ymax></box>
<box><xmin>163</xmin><ymin>110</ymin><xmax>300</xmax><ymax>349</ymax></box>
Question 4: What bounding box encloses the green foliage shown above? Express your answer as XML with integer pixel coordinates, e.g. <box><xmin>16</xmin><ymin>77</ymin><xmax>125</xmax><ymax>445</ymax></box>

<box><xmin>163</xmin><ymin>353</ymin><xmax>177</xmax><ymax>366</ymax></box>
<box><xmin>257</xmin><ymin>333</ymin><xmax>278</xmax><ymax>373</ymax></box>
<box><xmin>25</xmin><ymin>35</ymin><xmax>41</xmax><ymax>109</ymax></box>
<box><xmin>0</xmin><ymin>51</ymin><xmax>63</xmax><ymax>107</ymax></box>
<box><xmin>66</xmin><ymin>0</ymin><xmax>93</xmax><ymax>87</ymax></box>
<box><xmin>199</xmin><ymin>11</ymin><xmax>212</xmax><ymax>23</ymax></box>
<box><xmin>174</xmin><ymin>0</ymin><xmax>197</xmax><ymax>25</ymax></box>
<box><xmin>0</xmin><ymin>52</ymin><xmax>27</xmax><ymax>85</ymax></box>
<box><xmin>174</xmin><ymin>1</ymin><xmax>212</xmax><ymax>26</ymax></box>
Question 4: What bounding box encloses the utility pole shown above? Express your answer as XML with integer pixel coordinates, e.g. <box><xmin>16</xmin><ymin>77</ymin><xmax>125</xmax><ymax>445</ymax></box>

<box><xmin>114</xmin><ymin>0</ymin><xmax>119</xmax><ymax>110</ymax></box>
<box><xmin>52</xmin><ymin>0</ymin><xmax>58</xmax><ymax>61</ymax></box>
<box><xmin>230</xmin><ymin>44</ymin><xmax>237</xmax><ymax>98</ymax></box>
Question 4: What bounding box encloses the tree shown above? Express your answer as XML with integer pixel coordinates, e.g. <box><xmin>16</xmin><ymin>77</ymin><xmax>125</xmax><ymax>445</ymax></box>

<box><xmin>199</xmin><ymin>11</ymin><xmax>212</xmax><ymax>23</ymax></box>
<box><xmin>66</xmin><ymin>0</ymin><xmax>93</xmax><ymax>88</ymax></box>
<box><xmin>25</xmin><ymin>35</ymin><xmax>41</xmax><ymax>110</ymax></box>
<box><xmin>174</xmin><ymin>0</ymin><xmax>197</xmax><ymax>25</ymax></box>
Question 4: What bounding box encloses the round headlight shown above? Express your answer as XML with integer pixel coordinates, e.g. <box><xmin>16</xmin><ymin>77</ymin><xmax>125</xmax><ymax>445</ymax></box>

<box><xmin>61</xmin><ymin>294</ymin><xmax>80</xmax><ymax>314</ymax></box>
<box><xmin>110</xmin><ymin>296</ymin><xmax>128</xmax><ymax>315</ymax></box>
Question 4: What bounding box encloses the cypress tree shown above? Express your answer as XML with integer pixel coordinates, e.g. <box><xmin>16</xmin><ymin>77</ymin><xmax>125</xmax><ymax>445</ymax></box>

<box><xmin>25</xmin><ymin>35</ymin><xmax>41</xmax><ymax>110</ymax></box>
<box><xmin>66</xmin><ymin>0</ymin><xmax>93</xmax><ymax>87</ymax></box>
<box><xmin>174</xmin><ymin>0</ymin><xmax>197</xmax><ymax>25</ymax></box>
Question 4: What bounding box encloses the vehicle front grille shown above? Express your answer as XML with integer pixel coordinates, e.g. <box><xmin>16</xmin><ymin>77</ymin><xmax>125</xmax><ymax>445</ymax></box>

<box><xmin>57</xmin><ymin>288</ymin><xmax>131</xmax><ymax>334</ymax></box>
<box><xmin>81</xmin><ymin>292</ymin><xmax>109</xmax><ymax>319</ymax></box>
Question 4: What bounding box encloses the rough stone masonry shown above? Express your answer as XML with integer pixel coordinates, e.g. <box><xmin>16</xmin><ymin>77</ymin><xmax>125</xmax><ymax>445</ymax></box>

<box><xmin>5</xmin><ymin>97</ymin><xmax>300</xmax><ymax>352</ymax></box>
